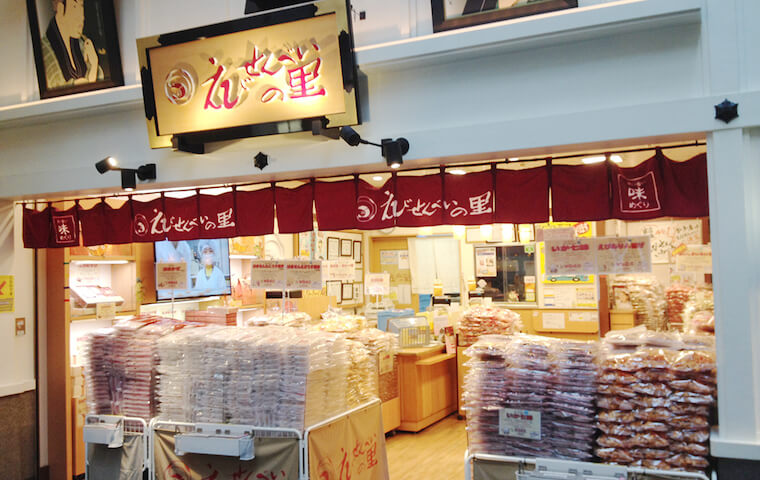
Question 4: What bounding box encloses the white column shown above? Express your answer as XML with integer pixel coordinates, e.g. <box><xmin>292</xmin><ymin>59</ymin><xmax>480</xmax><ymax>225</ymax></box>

<box><xmin>707</xmin><ymin>127</ymin><xmax>760</xmax><ymax>459</ymax></box>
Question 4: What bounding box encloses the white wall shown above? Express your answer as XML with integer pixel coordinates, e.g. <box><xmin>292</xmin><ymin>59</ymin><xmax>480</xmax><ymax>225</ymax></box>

<box><xmin>0</xmin><ymin>204</ymin><xmax>36</xmax><ymax>396</ymax></box>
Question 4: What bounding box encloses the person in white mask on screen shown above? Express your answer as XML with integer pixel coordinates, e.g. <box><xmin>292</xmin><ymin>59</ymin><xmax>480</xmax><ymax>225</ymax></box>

<box><xmin>194</xmin><ymin>240</ymin><xmax>227</xmax><ymax>292</ymax></box>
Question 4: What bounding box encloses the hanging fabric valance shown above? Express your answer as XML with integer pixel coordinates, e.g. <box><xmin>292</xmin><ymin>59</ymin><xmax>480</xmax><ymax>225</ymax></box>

<box><xmin>22</xmin><ymin>151</ymin><xmax>709</xmax><ymax>249</ymax></box>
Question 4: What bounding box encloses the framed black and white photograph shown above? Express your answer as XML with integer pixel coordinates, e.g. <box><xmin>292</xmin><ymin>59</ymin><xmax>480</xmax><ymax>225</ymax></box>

<box><xmin>353</xmin><ymin>240</ymin><xmax>362</xmax><ymax>264</ymax></box>
<box><xmin>27</xmin><ymin>0</ymin><xmax>124</xmax><ymax>99</ymax></box>
<box><xmin>340</xmin><ymin>239</ymin><xmax>353</xmax><ymax>257</ymax></box>
<box><xmin>431</xmin><ymin>0</ymin><xmax>577</xmax><ymax>32</ymax></box>
<box><xmin>327</xmin><ymin>237</ymin><xmax>340</xmax><ymax>260</ymax></box>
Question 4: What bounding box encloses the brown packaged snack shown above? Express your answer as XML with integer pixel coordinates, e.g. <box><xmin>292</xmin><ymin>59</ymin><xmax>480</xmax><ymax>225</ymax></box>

<box><xmin>667</xmin><ymin>454</ymin><xmax>710</xmax><ymax>469</ymax></box>
<box><xmin>597</xmin><ymin>435</ymin><xmax>633</xmax><ymax>449</ymax></box>
<box><xmin>631</xmin><ymin>396</ymin><xmax>671</xmax><ymax>408</ymax></box>
<box><xmin>670</xmin><ymin>415</ymin><xmax>710</xmax><ymax>430</ymax></box>
<box><xmin>595</xmin><ymin>448</ymin><xmax>635</xmax><ymax>464</ymax></box>
<box><xmin>597</xmin><ymin>396</ymin><xmax>635</xmax><ymax>411</ymax></box>
<box><xmin>631</xmin><ymin>433</ymin><xmax>670</xmax><ymax>448</ymax></box>
<box><xmin>669</xmin><ymin>391</ymin><xmax>715</xmax><ymax>405</ymax></box>
<box><xmin>635</xmin><ymin>369</ymin><xmax>675</xmax><ymax>383</ymax></box>
<box><xmin>631</xmin><ymin>448</ymin><xmax>670</xmax><ymax>460</ymax></box>
<box><xmin>671</xmin><ymin>443</ymin><xmax>710</xmax><ymax>456</ymax></box>
<box><xmin>631</xmin><ymin>382</ymin><xmax>672</xmax><ymax>398</ymax></box>
<box><xmin>632</xmin><ymin>348</ymin><xmax>673</xmax><ymax>370</ymax></box>
<box><xmin>631</xmin><ymin>459</ymin><xmax>674</xmax><ymax>470</ymax></box>
<box><xmin>599</xmin><ymin>410</ymin><xmax>636</xmax><ymax>424</ymax></box>
<box><xmin>598</xmin><ymin>422</ymin><xmax>635</xmax><ymax>437</ymax></box>
<box><xmin>671</xmin><ymin>350</ymin><xmax>716</xmax><ymax>373</ymax></box>
<box><xmin>669</xmin><ymin>379</ymin><xmax>714</xmax><ymax>395</ymax></box>
<box><xmin>634</xmin><ymin>408</ymin><xmax>673</xmax><ymax>422</ymax></box>
<box><xmin>599</xmin><ymin>384</ymin><xmax>637</xmax><ymax>398</ymax></box>
<box><xmin>670</xmin><ymin>403</ymin><xmax>710</xmax><ymax>416</ymax></box>
<box><xmin>631</xmin><ymin>421</ymin><xmax>669</xmax><ymax>433</ymax></box>
<box><xmin>601</xmin><ymin>353</ymin><xmax>640</xmax><ymax>373</ymax></box>
<box><xmin>599</xmin><ymin>370</ymin><xmax>638</xmax><ymax>385</ymax></box>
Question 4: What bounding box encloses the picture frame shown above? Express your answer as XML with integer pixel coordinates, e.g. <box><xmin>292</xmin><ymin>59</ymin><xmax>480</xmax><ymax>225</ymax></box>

<box><xmin>327</xmin><ymin>237</ymin><xmax>340</xmax><ymax>260</ymax></box>
<box><xmin>27</xmin><ymin>0</ymin><xmax>124</xmax><ymax>99</ymax></box>
<box><xmin>353</xmin><ymin>240</ymin><xmax>362</xmax><ymax>264</ymax></box>
<box><xmin>340</xmin><ymin>239</ymin><xmax>353</xmax><ymax>257</ymax></box>
<box><xmin>326</xmin><ymin>280</ymin><xmax>342</xmax><ymax>303</ymax></box>
<box><xmin>431</xmin><ymin>0</ymin><xmax>577</xmax><ymax>33</ymax></box>
<box><xmin>342</xmin><ymin>282</ymin><xmax>354</xmax><ymax>302</ymax></box>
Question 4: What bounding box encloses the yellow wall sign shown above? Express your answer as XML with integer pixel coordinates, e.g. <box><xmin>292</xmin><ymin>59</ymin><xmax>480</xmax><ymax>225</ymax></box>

<box><xmin>0</xmin><ymin>275</ymin><xmax>15</xmax><ymax>313</ymax></box>
<box><xmin>138</xmin><ymin>0</ymin><xmax>358</xmax><ymax>148</ymax></box>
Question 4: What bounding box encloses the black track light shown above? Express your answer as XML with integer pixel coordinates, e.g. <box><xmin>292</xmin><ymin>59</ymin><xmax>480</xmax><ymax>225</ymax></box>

<box><xmin>382</xmin><ymin>138</ymin><xmax>410</xmax><ymax>169</ymax></box>
<box><xmin>137</xmin><ymin>163</ymin><xmax>157</xmax><ymax>181</ymax></box>
<box><xmin>121</xmin><ymin>170</ymin><xmax>136</xmax><ymax>191</ymax></box>
<box><xmin>95</xmin><ymin>156</ymin><xmax>119</xmax><ymax>174</ymax></box>
<box><xmin>339</xmin><ymin>126</ymin><xmax>362</xmax><ymax>147</ymax></box>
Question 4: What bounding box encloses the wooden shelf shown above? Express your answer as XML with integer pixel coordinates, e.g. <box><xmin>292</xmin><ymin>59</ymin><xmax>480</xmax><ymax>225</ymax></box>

<box><xmin>68</xmin><ymin>255</ymin><xmax>135</xmax><ymax>262</ymax></box>
<box><xmin>356</xmin><ymin>0</ymin><xmax>702</xmax><ymax>72</ymax></box>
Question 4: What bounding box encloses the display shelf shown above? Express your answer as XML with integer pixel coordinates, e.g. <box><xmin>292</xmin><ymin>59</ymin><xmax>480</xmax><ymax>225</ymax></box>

<box><xmin>69</xmin><ymin>255</ymin><xmax>135</xmax><ymax>263</ymax></box>
<box><xmin>70</xmin><ymin>311</ymin><xmax>137</xmax><ymax>322</ymax></box>
<box><xmin>356</xmin><ymin>0</ymin><xmax>701</xmax><ymax>71</ymax></box>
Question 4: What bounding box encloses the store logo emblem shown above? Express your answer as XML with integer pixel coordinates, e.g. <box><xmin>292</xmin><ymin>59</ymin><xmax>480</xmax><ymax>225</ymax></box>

<box><xmin>618</xmin><ymin>172</ymin><xmax>661</xmax><ymax>214</ymax></box>
<box><xmin>357</xmin><ymin>195</ymin><xmax>378</xmax><ymax>223</ymax></box>
<box><xmin>164</xmin><ymin>65</ymin><xmax>197</xmax><ymax>105</ymax></box>
<box><xmin>53</xmin><ymin>215</ymin><xmax>76</xmax><ymax>244</ymax></box>
<box><xmin>133</xmin><ymin>214</ymin><xmax>149</xmax><ymax>237</ymax></box>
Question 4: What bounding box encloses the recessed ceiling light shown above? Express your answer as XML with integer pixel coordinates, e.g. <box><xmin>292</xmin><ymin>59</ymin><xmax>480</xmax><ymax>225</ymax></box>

<box><xmin>449</xmin><ymin>169</ymin><xmax>467</xmax><ymax>175</ymax></box>
<box><xmin>582</xmin><ymin>155</ymin><xmax>623</xmax><ymax>164</ymax></box>
<box><xmin>372</xmin><ymin>175</ymin><xmax>383</xmax><ymax>181</ymax></box>
<box><xmin>508</xmin><ymin>157</ymin><xmax>520</xmax><ymax>162</ymax></box>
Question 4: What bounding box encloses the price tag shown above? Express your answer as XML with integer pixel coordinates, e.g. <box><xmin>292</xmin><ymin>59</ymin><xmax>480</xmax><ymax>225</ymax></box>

<box><xmin>499</xmin><ymin>408</ymin><xmax>541</xmax><ymax>440</ymax></box>
<box><xmin>378</xmin><ymin>350</ymin><xmax>393</xmax><ymax>375</ymax></box>
<box><xmin>156</xmin><ymin>262</ymin><xmax>188</xmax><ymax>290</ymax></box>
<box><xmin>96</xmin><ymin>302</ymin><xmax>116</xmax><ymax>321</ymax></box>
<box><xmin>365</xmin><ymin>273</ymin><xmax>390</xmax><ymax>295</ymax></box>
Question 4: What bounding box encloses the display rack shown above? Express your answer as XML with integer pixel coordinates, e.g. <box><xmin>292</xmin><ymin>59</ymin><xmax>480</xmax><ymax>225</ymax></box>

<box><xmin>464</xmin><ymin>451</ymin><xmax>711</xmax><ymax>480</ymax></box>
<box><xmin>84</xmin><ymin>415</ymin><xmax>149</xmax><ymax>480</ymax></box>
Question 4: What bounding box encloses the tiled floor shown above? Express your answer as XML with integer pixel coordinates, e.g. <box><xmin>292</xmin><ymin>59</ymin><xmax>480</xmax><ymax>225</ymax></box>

<box><xmin>386</xmin><ymin>414</ymin><xmax>467</xmax><ymax>480</ymax></box>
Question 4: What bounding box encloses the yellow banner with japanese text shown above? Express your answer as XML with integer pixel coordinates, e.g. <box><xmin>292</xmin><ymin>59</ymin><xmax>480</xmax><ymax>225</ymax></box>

<box><xmin>308</xmin><ymin>402</ymin><xmax>389</xmax><ymax>480</ymax></box>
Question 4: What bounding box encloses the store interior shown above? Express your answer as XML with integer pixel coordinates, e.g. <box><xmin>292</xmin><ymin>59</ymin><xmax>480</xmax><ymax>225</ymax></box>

<box><xmin>37</xmin><ymin>141</ymin><xmax>716</xmax><ymax>479</ymax></box>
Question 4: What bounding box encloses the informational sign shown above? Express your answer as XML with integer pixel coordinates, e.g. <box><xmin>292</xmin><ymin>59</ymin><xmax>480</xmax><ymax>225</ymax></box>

<box><xmin>284</xmin><ymin>261</ymin><xmax>323</xmax><ymax>291</ymax></box>
<box><xmin>675</xmin><ymin>244</ymin><xmax>713</xmax><ymax>274</ymax></box>
<box><xmin>378</xmin><ymin>350</ymin><xmax>393</xmax><ymax>375</ymax></box>
<box><xmin>499</xmin><ymin>408</ymin><xmax>542</xmax><ymax>440</ymax></box>
<box><xmin>365</xmin><ymin>273</ymin><xmax>391</xmax><ymax>296</ymax></box>
<box><xmin>0</xmin><ymin>275</ymin><xmax>14</xmax><ymax>313</ymax></box>
<box><xmin>95</xmin><ymin>302</ymin><xmax>116</xmax><ymax>321</ymax></box>
<box><xmin>575</xmin><ymin>287</ymin><xmax>597</xmax><ymax>307</ymax></box>
<box><xmin>524</xmin><ymin>275</ymin><xmax>536</xmax><ymax>302</ymax></box>
<box><xmin>156</xmin><ymin>263</ymin><xmax>188</xmax><ymax>290</ymax></box>
<box><xmin>475</xmin><ymin>247</ymin><xmax>497</xmax><ymax>277</ymax></box>
<box><xmin>631</xmin><ymin>219</ymin><xmax>702</xmax><ymax>263</ymax></box>
<box><xmin>322</xmin><ymin>259</ymin><xmax>355</xmax><ymax>282</ymax></box>
<box><xmin>542</xmin><ymin>312</ymin><xmax>566</xmax><ymax>330</ymax></box>
<box><xmin>541</xmin><ymin>227</ymin><xmax>575</xmax><ymax>242</ymax></box>
<box><xmin>544</xmin><ymin>239</ymin><xmax>597</xmax><ymax>275</ymax></box>
<box><xmin>138</xmin><ymin>4</ymin><xmax>358</xmax><ymax>149</ymax></box>
<box><xmin>596</xmin><ymin>236</ymin><xmax>652</xmax><ymax>274</ymax></box>
<box><xmin>251</xmin><ymin>260</ymin><xmax>287</xmax><ymax>289</ymax></box>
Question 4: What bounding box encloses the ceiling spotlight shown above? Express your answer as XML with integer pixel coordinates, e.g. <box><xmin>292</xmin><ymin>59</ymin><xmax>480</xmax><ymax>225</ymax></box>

<box><xmin>137</xmin><ymin>163</ymin><xmax>157</xmax><ymax>181</ymax></box>
<box><xmin>121</xmin><ymin>170</ymin><xmax>136</xmax><ymax>191</ymax></box>
<box><xmin>339</xmin><ymin>126</ymin><xmax>362</xmax><ymax>147</ymax></box>
<box><xmin>372</xmin><ymin>175</ymin><xmax>384</xmax><ymax>182</ymax></box>
<box><xmin>95</xmin><ymin>156</ymin><xmax>119</xmax><ymax>174</ymax></box>
<box><xmin>508</xmin><ymin>157</ymin><xmax>520</xmax><ymax>162</ymax></box>
<box><xmin>450</xmin><ymin>169</ymin><xmax>467</xmax><ymax>175</ymax></box>
<box><xmin>254</xmin><ymin>152</ymin><xmax>269</xmax><ymax>170</ymax></box>
<box><xmin>381</xmin><ymin>138</ymin><xmax>409</xmax><ymax>170</ymax></box>
<box><xmin>582</xmin><ymin>154</ymin><xmax>623</xmax><ymax>164</ymax></box>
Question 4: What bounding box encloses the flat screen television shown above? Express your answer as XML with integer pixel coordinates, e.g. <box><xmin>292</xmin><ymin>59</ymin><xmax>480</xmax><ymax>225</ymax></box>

<box><xmin>154</xmin><ymin>239</ymin><xmax>232</xmax><ymax>300</ymax></box>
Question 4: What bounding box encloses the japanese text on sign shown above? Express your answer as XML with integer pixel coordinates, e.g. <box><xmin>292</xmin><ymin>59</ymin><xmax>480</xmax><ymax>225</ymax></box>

<box><xmin>284</xmin><ymin>261</ymin><xmax>323</xmax><ymax>291</ymax></box>
<box><xmin>147</xmin><ymin>14</ymin><xmax>346</xmax><ymax>137</ymax></box>
<box><xmin>323</xmin><ymin>259</ymin><xmax>355</xmax><ymax>283</ymax></box>
<box><xmin>499</xmin><ymin>408</ymin><xmax>542</xmax><ymax>440</ymax></box>
<box><xmin>156</xmin><ymin>263</ymin><xmax>188</xmax><ymax>290</ymax></box>
<box><xmin>251</xmin><ymin>261</ymin><xmax>286</xmax><ymax>290</ymax></box>
<box><xmin>364</xmin><ymin>273</ymin><xmax>390</xmax><ymax>296</ymax></box>
<box><xmin>544</xmin><ymin>239</ymin><xmax>596</xmax><ymax>275</ymax></box>
<box><xmin>0</xmin><ymin>275</ymin><xmax>14</xmax><ymax>313</ymax></box>
<box><xmin>596</xmin><ymin>236</ymin><xmax>652</xmax><ymax>274</ymax></box>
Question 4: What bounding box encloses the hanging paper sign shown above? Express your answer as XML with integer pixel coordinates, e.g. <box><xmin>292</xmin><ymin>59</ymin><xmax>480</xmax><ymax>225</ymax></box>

<box><xmin>596</xmin><ymin>236</ymin><xmax>652</xmax><ymax>274</ymax></box>
<box><xmin>284</xmin><ymin>261</ymin><xmax>323</xmax><ymax>291</ymax></box>
<box><xmin>499</xmin><ymin>408</ymin><xmax>542</xmax><ymax>440</ymax></box>
<box><xmin>251</xmin><ymin>260</ymin><xmax>286</xmax><ymax>290</ymax></box>
<box><xmin>365</xmin><ymin>273</ymin><xmax>391</xmax><ymax>296</ymax></box>
<box><xmin>156</xmin><ymin>263</ymin><xmax>188</xmax><ymax>290</ymax></box>
<box><xmin>538</xmin><ymin>227</ymin><xmax>575</xmax><ymax>242</ymax></box>
<box><xmin>322</xmin><ymin>259</ymin><xmax>355</xmax><ymax>282</ymax></box>
<box><xmin>675</xmin><ymin>245</ymin><xmax>712</xmax><ymax>274</ymax></box>
<box><xmin>0</xmin><ymin>275</ymin><xmax>15</xmax><ymax>313</ymax></box>
<box><xmin>378</xmin><ymin>350</ymin><xmax>393</xmax><ymax>375</ymax></box>
<box><xmin>544</xmin><ymin>238</ymin><xmax>597</xmax><ymax>275</ymax></box>
<box><xmin>475</xmin><ymin>247</ymin><xmax>497</xmax><ymax>277</ymax></box>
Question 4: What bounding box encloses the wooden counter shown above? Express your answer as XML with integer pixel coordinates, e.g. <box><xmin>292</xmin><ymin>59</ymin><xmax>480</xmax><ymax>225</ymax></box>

<box><xmin>397</xmin><ymin>345</ymin><xmax>457</xmax><ymax>432</ymax></box>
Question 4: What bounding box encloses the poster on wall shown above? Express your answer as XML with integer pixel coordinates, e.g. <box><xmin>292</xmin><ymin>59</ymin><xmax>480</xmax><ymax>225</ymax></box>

<box><xmin>475</xmin><ymin>247</ymin><xmax>497</xmax><ymax>277</ymax></box>
<box><xmin>596</xmin><ymin>236</ymin><xmax>652</xmax><ymax>274</ymax></box>
<box><xmin>0</xmin><ymin>275</ymin><xmax>14</xmax><ymax>313</ymax></box>
<box><xmin>630</xmin><ymin>219</ymin><xmax>702</xmax><ymax>263</ymax></box>
<box><xmin>544</xmin><ymin>238</ymin><xmax>597</xmax><ymax>275</ymax></box>
<box><xmin>675</xmin><ymin>244</ymin><xmax>712</xmax><ymax>274</ymax></box>
<box><xmin>322</xmin><ymin>259</ymin><xmax>355</xmax><ymax>283</ymax></box>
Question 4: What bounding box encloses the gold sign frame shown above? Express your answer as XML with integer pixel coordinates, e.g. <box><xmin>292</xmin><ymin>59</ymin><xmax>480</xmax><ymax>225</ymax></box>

<box><xmin>137</xmin><ymin>0</ymin><xmax>358</xmax><ymax>150</ymax></box>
